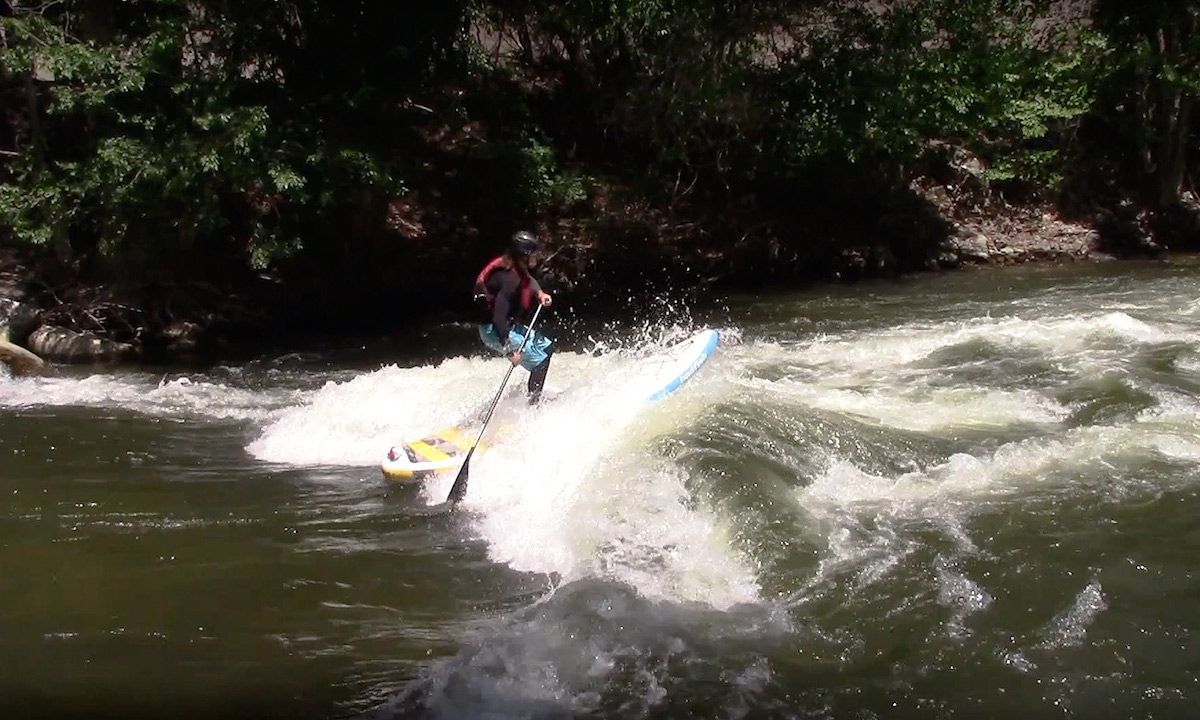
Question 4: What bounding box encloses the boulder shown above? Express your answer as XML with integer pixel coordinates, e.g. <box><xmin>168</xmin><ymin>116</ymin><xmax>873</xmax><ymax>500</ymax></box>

<box><xmin>950</xmin><ymin>232</ymin><xmax>992</xmax><ymax>262</ymax></box>
<box><xmin>26</xmin><ymin>325</ymin><xmax>137</xmax><ymax>363</ymax></box>
<box><xmin>0</xmin><ymin>335</ymin><xmax>45</xmax><ymax>376</ymax></box>
<box><xmin>0</xmin><ymin>298</ymin><xmax>42</xmax><ymax>345</ymax></box>
<box><xmin>997</xmin><ymin>245</ymin><xmax>1026</xmax><ymax>263</ymax></box>
<box><xmin>936</xmin><ymin>251</ymin><xmax>962</xmax><ymax>269</ymax></box>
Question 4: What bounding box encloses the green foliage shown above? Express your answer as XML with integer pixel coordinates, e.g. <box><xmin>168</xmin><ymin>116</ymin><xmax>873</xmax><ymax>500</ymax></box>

<box><xmin>766</xmin><ymin>0</ymin><xmax>1104</xmax><ymax>193</ymax></box>
<box><xmin>516</xmin><ymin>138</ymin><xmax>587</xmax><ymax>210</ymax></box>
<box><xmin>482</xmin><ymin>0</ymin><xmax>785</xmax><ymax>184</ymax></box>
<box><xmin>1</xmin><ymin>0</ymin><xmax>1197</xmax><ymax>288</ymax></box>
<box><xmin>0</xmin><ymin>0</ymin><xmax>464</xmax><ymax>276</ymax></box>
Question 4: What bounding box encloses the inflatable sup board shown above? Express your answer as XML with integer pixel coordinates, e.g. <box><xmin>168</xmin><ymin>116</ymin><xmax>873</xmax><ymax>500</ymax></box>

<box><xmin>381</xmin><ymin>328</ymin><xmax>719</xmax><ymax>482</ymax></box>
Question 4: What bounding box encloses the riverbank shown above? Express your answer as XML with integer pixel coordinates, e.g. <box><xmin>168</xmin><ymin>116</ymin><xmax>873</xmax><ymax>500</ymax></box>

<box><xmin>0</xmin><ymin>240</ymin><xmax>278</xmax><ymax>371</ymax></box>
<box><xmin>914</xmin><ymin>174</ymin><xmax>1172</xmax><ymax>268</ymax></box>
<box><xmin>0</xmin><ymin>186</ymin><xmax>1184</xmax><ymax>374</ymax></box>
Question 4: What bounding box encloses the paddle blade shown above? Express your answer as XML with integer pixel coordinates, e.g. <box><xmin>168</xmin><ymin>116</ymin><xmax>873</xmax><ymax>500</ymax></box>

<box><xmin>446</xmin><ymin>449</ymin><xmax>474</xmax><ymax>506</ymax></box>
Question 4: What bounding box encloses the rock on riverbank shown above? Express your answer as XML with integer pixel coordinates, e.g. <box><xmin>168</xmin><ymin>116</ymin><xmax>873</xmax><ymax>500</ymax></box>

<box><xmin>916</xmin><ymin>179</ymin><xmax>1112</xmax><ymax>267</ymax></box>
<box><xmin>0</xmin><ymin>244</ymin><xmax>272</xmax><ymax>371</ymax></box>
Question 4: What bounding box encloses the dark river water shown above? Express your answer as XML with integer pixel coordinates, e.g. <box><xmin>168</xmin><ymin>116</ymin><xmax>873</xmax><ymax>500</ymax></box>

<box><xmin>3</xmin><ymin>259</ymin><xmax>1200</xmax><ymax>719</ymax></box>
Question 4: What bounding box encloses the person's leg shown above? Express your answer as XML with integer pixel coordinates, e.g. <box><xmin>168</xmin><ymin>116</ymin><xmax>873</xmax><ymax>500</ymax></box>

<box><xmin>507</xmin><ymin>325</ymin><xmax>554</xmax><ymax>402</ymax></box>
<box><xmin>482</xmin><ymin>324</ymin><xmax>554</xmax><ymax>401</ymax></box>
<box><xmin>526</xmin><ymin>345</ymin><xmax>553</xmax><ymax>403</ymax></box>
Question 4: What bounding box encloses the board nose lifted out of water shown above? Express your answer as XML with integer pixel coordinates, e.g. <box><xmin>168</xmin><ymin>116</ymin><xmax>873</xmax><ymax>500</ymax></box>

<box><xmin>380</xmin><ymin>328</ymin><xmax>721</xmax><ymax>484</ymax></box>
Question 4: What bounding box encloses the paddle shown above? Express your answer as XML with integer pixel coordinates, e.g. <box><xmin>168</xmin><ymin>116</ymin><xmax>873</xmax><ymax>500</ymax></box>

<box><xmin>446</xmin><ymin>303</ymin><xmax>545</xmax><ymax>507</ymax></box>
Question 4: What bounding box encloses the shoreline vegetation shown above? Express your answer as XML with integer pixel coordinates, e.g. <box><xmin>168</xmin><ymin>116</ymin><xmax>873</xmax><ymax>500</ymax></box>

<box><xmin>1</xmin><ymin>1</ymin><xmax>1198</xmax><ymax>371</ymax></box>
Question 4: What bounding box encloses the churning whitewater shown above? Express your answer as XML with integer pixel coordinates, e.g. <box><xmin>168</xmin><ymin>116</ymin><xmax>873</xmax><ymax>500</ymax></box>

<box><xmin>249</xmin><ymin>328</ymin><xmax>763</xmax><ymax>609</ymax></box>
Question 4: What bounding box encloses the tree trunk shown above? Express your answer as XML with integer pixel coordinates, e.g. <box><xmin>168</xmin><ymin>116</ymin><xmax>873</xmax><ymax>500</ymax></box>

<box><xmin>1136</xmin><ymin>66</ymin><xmax>1155</xmax><ymax>182</ymax></box>
<box><xmin>22</xmin><ymin>72</ymin><xmax>72</xmax><ymax>263</ymax></box>
<box><xmin>1150</xmin><ymin>13</ymin><xmax>1196</xmax><ymax>208</ymax></box>
<box><xmin>1159</xmin><ymin>89</ymin><xmax>1193</xmax><ymax>208</ymax></box>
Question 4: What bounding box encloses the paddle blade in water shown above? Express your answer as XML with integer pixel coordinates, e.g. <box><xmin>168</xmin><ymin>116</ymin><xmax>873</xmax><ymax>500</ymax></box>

<box><xmin>446</xmin><ymin>449</ymin><xmax>474</xmax><ymax>506</ymax></box>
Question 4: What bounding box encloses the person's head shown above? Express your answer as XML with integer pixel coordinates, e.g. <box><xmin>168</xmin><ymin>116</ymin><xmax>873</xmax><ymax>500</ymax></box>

<box><xmin>508</xmin><ymin>230</ymin><xmax>540</xmax><ymax>268</ymax></box>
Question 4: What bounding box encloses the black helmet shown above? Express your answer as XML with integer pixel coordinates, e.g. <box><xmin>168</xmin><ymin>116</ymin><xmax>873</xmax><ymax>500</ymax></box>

<box><xmin>510</xmin><ymin>230</ymin><xmax>540</xmax><ymax>257</ymax></box>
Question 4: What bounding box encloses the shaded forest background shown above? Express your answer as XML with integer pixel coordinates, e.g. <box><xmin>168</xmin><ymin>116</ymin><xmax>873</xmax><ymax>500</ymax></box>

<box><xmin>1</xmin><ymin>0</ymin><xmax>1198</xmax><ymax>359</ymax></box>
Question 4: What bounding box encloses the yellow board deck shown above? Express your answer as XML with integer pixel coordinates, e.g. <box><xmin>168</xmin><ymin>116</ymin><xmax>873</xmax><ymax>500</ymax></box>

<box><xmin>381</xmin><ymin>425</ymin><xmax>488</xmax><ymax>482</ymax></box>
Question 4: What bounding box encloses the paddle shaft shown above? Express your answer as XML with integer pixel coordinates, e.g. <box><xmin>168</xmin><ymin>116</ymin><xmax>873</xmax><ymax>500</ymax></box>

<box><xmin>446</xmin><ymin>303</ymin><xmax>545</xmax><ymax>505</ymax></box>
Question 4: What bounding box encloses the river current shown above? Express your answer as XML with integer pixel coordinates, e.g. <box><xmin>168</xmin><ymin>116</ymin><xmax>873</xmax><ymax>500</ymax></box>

<box><xmin>3</xmin><ymin>260</ymin><xmax>1199</xmax><ymax>719</ymax></box>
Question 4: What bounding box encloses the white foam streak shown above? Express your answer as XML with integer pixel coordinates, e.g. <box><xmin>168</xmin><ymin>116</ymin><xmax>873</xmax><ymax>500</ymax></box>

<box><xmin>741</xmin><ymin>377</ymin><xmax>1066</xmax><ymax>432</ymax></box>
<box><xmin>791</xmin><ymin>311</ymin><xmax>1189</xmax><ymax>375</ymax></box>
<box><xmin>803</xmin><ymin>410</ymin><xmax>1200</xmax><ymax>512</ymax></box>
<box><xmin>936</xmin><ymin>559</ymin><xmax>994</xmax><ymax>639</ymax></box>
<box><xmin>0</xmin><ymin>372</ymin><xmax>297</xmax><ymax>420</ymax></box>
<box><xmin>735</xmin><ymin>311</ymin><xmax>1197</xmax><ymax>440</ymax></box>
<box><xmin>1039</xmin><ymin>579</ymin><xmax>1107</xmax><ymax>649</ymax></box>
<box><xmin>790</xmin><ymin>519</ymin><xmax>919</xmax><ymax>602</ymax></box>
<box><xmin>1181</xmin><ymin>298</ymin><xmax>1200</xmax><ymax>317</ymax></box>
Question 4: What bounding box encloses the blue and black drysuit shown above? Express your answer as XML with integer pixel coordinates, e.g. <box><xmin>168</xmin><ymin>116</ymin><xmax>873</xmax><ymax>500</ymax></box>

<box><xmin>475</xmin><ymin>258</ymin><xmax>554</xmax><ymax>400</ymax></box>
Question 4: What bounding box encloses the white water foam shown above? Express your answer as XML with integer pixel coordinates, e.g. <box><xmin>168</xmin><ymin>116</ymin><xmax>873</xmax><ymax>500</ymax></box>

<box><xmin>442</xmin><ymin>349</ymin><xmax>759</xmax><ymax>609</ymax></box>
<box><xmin>1181</xmin><ymin>297</ymin><xmax>1200</xmax><ymax>317</ymax></box>
<box><xmin>1177</xmin><ymin>352</ymin><xmax>1200</xmax><ymax>374</ymax></box>
<box><xmin>936</xmin><ymin>558</ymin><xmax>994</xmax><ymax>639</ymax></box>
<box><xmin>739</xmin><ymin>376</ymin><xmax>1067</xmax><ymax>432</ymax></box>
<box><xmin>752</xmin><ymin>301</ymin><xmax>1200</xmax><ymax>513</ymax></box>
<box><xmin>251</xmin><ymin>339</ymin><xmax>760</xmax><ymax>609</ymax></box>
<box><xmin>784</xmin><ymin>311</ymin><xmax>1192</xmax><ymax>377</ymax></box>
<box><xmin>827</xmin><ymin>521</ymin><xmax>918</xmax><ymax>592</ymax></box>
<box><xmin>247</xmin><ymin>356</ymin><xmax>497</xmax><ymax>466</ymax></box>
<box><xmin>732</xmin><ymin>310</ymin><xmax>1200</xmax><ymax>439</ymax></box>
<box><xmin>800</xmin><ymin>400</ymin><xmax>1200</xmax><ymax>512</ymax></box>
<box><xmin>768</xmin><ymin>302</ymin><xmax>1200</xmax><ymax>626</ymax></box>
<box><xmin>0</xmin><ymin>372</ymin><xmax>298</xmax><ymax>421</ymax></box>
<box><xmin>1039</xmin><ymin>579</ymin><xmax>1107</xmax><ymax>649</ymax></box>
